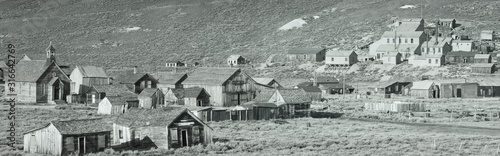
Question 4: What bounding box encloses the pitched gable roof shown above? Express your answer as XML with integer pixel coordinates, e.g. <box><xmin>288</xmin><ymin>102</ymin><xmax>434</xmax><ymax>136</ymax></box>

<box><xmin>445</xmin><ymin>51</ymin><xmax>479</xmax><ymax>57</ymax></box>
<box><xmin>108</xmin><ymin>69</ymin><xmax>148</xmax><ymax>84</ymax></box>
<box><xmin>14</xmin><ymin>60</ymin><xmax>47</xmax><ymax>82</ymax></box>
<box><xmin>183</xmin><ymin>67</ymin><xmax>240</xmax><ymax>85</ymax></box>
<box><xmin>318</xmin><ymin>83</ymin><xmax>354</xmax><ymax>89</ymax></box>
<box><xmin>138</xmin><ymin>88</ymin><xmax>161</xmax><ymax>97</ymax></box>
<box><xmin>253</xmin><ymin>78</ymin><xmax>275</xmax><ymax>85</ymax></box>
<box><xmin>301</xmin><ymin>86</ymin><xmax>322</xmax><ymax>92</ymax></box>
<box><xmin>92</xmin><ymin>84</ymin><xmax>137</xmax><ymax>98</ymax></box>
<box><xmin>474</xmin><ymin>54</ymin><xmax>491</xmax><ymax>59</ymax></box>
<box><xmin>228</xmin><ymin>55</ymin><xmax>242</xmax><ymax>60</ymax></box>
<box><xmin>76</xmin><ymin>66</ymin><xmax>108</xmax><ymax>78</ymax></box>
<box><xmin>171</xmin><ymin>87</ymin><xmax>207</xmax><ymax>98</ymax></box>
<box><xmin>277</xmin><ymin>89</ymin><xmax>311</xmax><ymax>104</ymax></box>
<box><xmin>471</xmin><ymin>63</ymin><xmax>495</xmax><ymax>68</ymax></box>
<box><xmin>51</xmin><ymin>118</ymin><xmax>110</xmax><ymax>135</ymax></box>
<box><xmin>150</xmin><ymin>72</ymin><xmax>187</xmax><ymax>84</ymax></box>
<box><xmin>411</xmin><ymin>81</ymin><xmax>434</xmax><ymax>90</ymax></box>
<box><xmin>254</xmin><ymin>88</ymin><xmax>276</xmax><ymax>102</ymax></box>
<box><xmin>114</xmin><ymin>107</ymin><xmax>212</xmax><ymax>130</ymax></box>
<box><xmin>288</xmin><ymin>48</ymin><xmax>325</xmax><ymax>54</ymax></box>
<box><xmin>105</xmin><ymin>96</ymin><xmax>131</xmax><ymax>105</ymax></box>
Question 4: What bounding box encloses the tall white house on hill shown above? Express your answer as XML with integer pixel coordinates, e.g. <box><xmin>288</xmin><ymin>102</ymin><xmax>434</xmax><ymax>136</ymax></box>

<box><xmin>370</xmin><ymin>18</ymin><xmax>425</xmax><ymax>60</ymax></box>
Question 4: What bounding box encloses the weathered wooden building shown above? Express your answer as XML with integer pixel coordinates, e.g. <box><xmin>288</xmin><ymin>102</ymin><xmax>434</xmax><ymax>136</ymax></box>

<box><xmin>410</xmin><ymin>80</ymin><xmax>438</xmax><ymax>98</ymax></box>
<box><xmin>97</xmin><ymin>96</ymin><xmax>133</xmax><ymax>115</ymax></box>
<box><xmin>165</xmin><ymin>61</ymin><xmax>185</xmax><ymax>67</ymax></box>
<box><xmin>231</xmin><ymin>101</ymin><xmax>278</xmax><ymax>120</ymax></box>
<box><xmin>318</xmin><ymin>83</ymin><xmax>355</xmax><ymax>94</ymax></box>
<box><xmin>165</xmin><ymin>87</ymin><xmax>211</xmax><ymax>107</ymax></box>
<box><xmin>112</xmin><ymin>107</ymin><xmax>213</xmax><ymax>149</ymax></box>
<box><xmin>300</xmin><ymin>86</ymin><xmax>322</xmax><ymax>101</ymax></box>
<box><xmin>138</xmin><ymin>88</ymin><xmax>164</xmax><ymax>109</ymax></box>
<box><xmin>474</xmin><ymin>54</ymin><xmax>492</xmax><ymax>63</ymax></box>
<box><xmin>252</xmin><ymin>77</ymin><xmax>282</xmax><ymax>88</ymax></box>
<box><xmin>445</xmin><ymin>51</ymin><xmax>478</xmax><ymax>64</ymax></box>
<box><xmin>434</xmin><ymin>80</ymin><xmax>478</xmax><ymax>98</ymax></box>
<box><xmin>287</xmin><ymin>48</ymin><xmax>326</xmax><ymax>62</ymax></box>
<box><xmin>23</xmin><ymin>118</ymin><xmax>111</xmax><ymax>156</ymax></box>
<box><xmin>267</xmin><ymin>89</ymin><xmax>311</xmax><ymax>118</ymax></box>
<box><xmin>68</xmin><ymin>66</ymin><xmax>109</xmax><ymax>103</ymax></box>
<box><xmin>108</xmin><ymin>68</ymin><xmax>158</xmax><ymax>94</ymax></box>
<box><xmin>150</xmin><ymin>72</ymin><xmax>188</xmax><ymax>93</ymax></box>
<box><xmin>369</xmin><ymin>81</ymin><xmax>412</xmax><ymax>95</ymax></box>
<box><xmin>468</xmin><ymin>77</ymin><xmax>500</xmax><ymax>97</ymax></box>
<box><xmin>227</xmin><ymin>55</ymin><xmax>246</xmax><ymax>66</ymax></box>
<box><xmin>86</xmin><ymin>84</ymin><xmax>137</xmax><ymax>104</ymax></box>
<box><xmin>325</xmin><ymin>50</ymin><xmax>358</xmax><ymax>66</ymax></box>
<box><xmin>11</xmin><ymin>44</ymin><xmax>71</xmax><ymax>104</ymax></box>
<box><xmin>439</xmin><ymin>18</ymin><xmax>456</xmax><ymax>29</ymax></box>
<box><xmin>182</xmin><ymin>68</ymin><xmax>268</xmax><ymax>107</ymax></box>
<box><xmin>451</xmin><ymin>40</ymin><xmax>474</xmax><ymax>52</ymax></box>
<box><xmin>471</xmin><ymin>63</ymin><xmax>496</xmax><ymax>74</ymax></box>
<box><xmin>481</xmin><ymin>30</ymin><xmax>495</xmax><ymax>41</ymax></box>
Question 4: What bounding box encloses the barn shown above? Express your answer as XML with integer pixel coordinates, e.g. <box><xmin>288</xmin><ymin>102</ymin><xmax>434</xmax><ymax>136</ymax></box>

<box><xmin>471</xmin><ymin>63</ymin><xmax>496</xmax><ymax>74</ymax></box>
<box><xmin>11</xmin><ymin>44</ymin><xmax>71</xmax><ymax>104</ymax></box>
<box><xmin>112</xmin><ymin>107</ymin><xmax>213</xmax><ymax>150</ymax></box>
<box><xmin>68</xmin><ymin>66</ymin><xmax>109</xmax><ymax>103</ymax></box>
<box><xmin>97</xmin><ymin>96</ymin><xmax>134</xmax><ymax>115</ymax></box>
<box><xmin>108</xmin><ymin>68</ymin><xmax>158</xmax><ymax>94</ymax></box>
<box><xmin>165</xmin><ymin>87</ymin><xmax>211</xmax><ymax>107</ymax></box>
<box><xmin>138</xmin><ymin>88</ymin><xmax>164</xmax><ymax>109</ymax></box>
<box><xmin>474</xmin><ymin>54</ymin><xmax>492</xmax><ymax>63</ymax></box>
<box><xmin>182</xmin><ymin>67</ymin><xmax>268</xmax><ymax>107</ymax></box>
<box><xmin>287</xmin><ymin>48</ymin><xmax>326</xmax><ymax>62</ymax></box>
<box><xmin>410</xmin><ymin>80</ymin><xmax>438</xmax><ymax>98</ymax></box>
<box><xmin>23</xmin><ymin>118</ymin><xmax>111</xmax><ymax>156</ymax></box>
<box><xmin>86</xmin><ymin>84</ymin><xmax>137</xmax><ymax>104</ymax></box>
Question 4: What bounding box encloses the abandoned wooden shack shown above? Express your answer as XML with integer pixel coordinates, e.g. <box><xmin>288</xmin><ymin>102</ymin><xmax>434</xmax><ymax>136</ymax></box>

<box><xmin>381</xmin><ymin>52</ymin><xmax>403</xmax><ymax>65</ymax></box>
<box><xmin>165</xmin><ymin>87</ymin><xmax>211</xmax><ymax>107</ymax></box>
<box><xmin>410</xmin><ymin>80</ymin><xmax>438</xmax><ymax>98</ymax></box>
<box><xmin>434</xmin><ymin>80</ymin><xmax>478</xmax><ymax>98</ymax></box>
<box><xmin>468</xmin><ymin>77</ymin><xmax>500</xmax><ymax>97</ymax></box>
<box><xmin>138</xmin><ymin>88</ymin><xmax>164</xmax><ymax>109</ymax></box>
<box><xmin>165</xmin><ymin>61</ymin><xmax>185</xmax><ymax>67</ymax></box>
<box><xmin>474</xmin><ymin>54</ymin><xmax>492</xmax><ymax>63</ymax></box>
<box><xmin>86</xmin><ymin>84</ymin><xmax>137</xmax><ymax>104</ymax></box>
<box><xmin>112</xmin><ymin>107</ymin><xmax>213</xmax><ymax>150</ymax></box>
<box><xmin>227</xmin><ymin>55</ymin><xmax>246</xmax><ymax>66</ymax></box>
<box><xmin>325</xmin><ymin>50</ymin><xmax>358</xmax><ymax>66</ymax></box>
<box><xmin>471</xmin><ymin>63</ymin><xmax>496</xmax><ymax>74</ymax></box>
<box><xmin>318</xmin><ymin>83</ymin><xmax>355</xmax><ymax>94</ymax></box>
<box><xmin>232</xmin><ymin>101</ymin><xmax>278</xmax><ymax>120</ymax></box>
<box><xmin>287</xmin><ymin>48</ymin><xmax>326</xmax><ymax>62</ymax></box>
<box><xmin>445</xmin><ymin>51</ymin><xmax>478</xmax><ymax>64</ymax></box>
<box><xmin>182</xmin><ymin>67</ymin><xmax>269</xmax><ymax>107</ymax></box>
<box><xmin>23</xmin><ymin>118</ymin><xmax>111</xmax><ymax>156</ymax></box>
<box><xmin>369</xmin><ymin>80</ymin><xmax>412</xmax><ymax>96</ymax></box>
<box><xmin>97</xmin><ymin>96</ymin><xmax>136</xmax><ymax>115</ymax></box>
<box><xmin>300</xmin><ymin>86</ymin><xmax>322</xmax><ymax>101</ymax></box>
<box><xmin>108</xmin><ymin>68</ymin><xmax>158</xmax><ymax>94</ymax></box>
<box><xmin>267</xmin><ymin>89</ymin><xmax>311</xmax><ymax>118</ymax></box>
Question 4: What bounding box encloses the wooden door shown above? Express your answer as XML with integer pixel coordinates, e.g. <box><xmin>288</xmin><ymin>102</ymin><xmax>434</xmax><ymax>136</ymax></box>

<box><xmin>78</xmin><ymin>137</ymin><xmax>85</xmax><ymax>154</ymax></box>
<box><xmin>181</xmin><ymin>130</ymin><xmax>188</xmax><ymax>147</ymax></box>
<box><xmin>457</xmin><ymin>88</ymin><xmax>462</xmax><ymax>98</ymax></box>
<box><xmin>29</xmin><ymin>134</ymin><xmax>37</xmax><ymax>152</ymax></box>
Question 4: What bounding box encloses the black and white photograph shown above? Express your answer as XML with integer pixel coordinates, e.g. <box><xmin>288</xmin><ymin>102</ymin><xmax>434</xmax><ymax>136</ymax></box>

<box><xmin>1</xmin><ymin>0</ymin><xmax>500</xmax><ymax>155</ymax></box>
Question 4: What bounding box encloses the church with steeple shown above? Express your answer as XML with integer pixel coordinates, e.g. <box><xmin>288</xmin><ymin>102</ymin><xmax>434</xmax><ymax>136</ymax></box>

<box><xmin>6</xmin><ymin>42</ymin><xmax>72</xmax><ymax>104</ymax></box>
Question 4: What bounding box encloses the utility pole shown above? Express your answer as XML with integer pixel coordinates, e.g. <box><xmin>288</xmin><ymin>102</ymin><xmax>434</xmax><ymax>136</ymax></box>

<box><xmin>343</xmin><ymin>65</ymin><xmax>346</xmax><ymax>99</ymax></box>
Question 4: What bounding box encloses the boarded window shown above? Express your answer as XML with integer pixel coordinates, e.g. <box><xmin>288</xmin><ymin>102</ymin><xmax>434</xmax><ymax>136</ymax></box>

<box><xmin>192</xmin><ymin>127</ymin><xmax>200</xmax><ymax>144</ymax></box>
<box><xmin>119</xmin><ymin>130</ymin><xmax>123</xmax><ymax>139</ymax></box>
<box><xmin>387</xmin><ymin>38</ymin><xmax>390</xmax><ymax>43</ymax></box>
<box><xmin>65</xmin><ymin>137</ymin><xmax>74</xmax><ymax>152</ymax></box>
<box><xmin>170</xmin><ymin>128</ymin><xmax>178</xmax><ymax>144</ymax></box>
<box><xmin>98</xmin><ymin>134</ymin><xmax>106</xmax><ymax>149</ymax></box>
<box><xmin>411</xmin><ymin>39</ymin><xmax>414</xmax><ymax>43</ymax></box>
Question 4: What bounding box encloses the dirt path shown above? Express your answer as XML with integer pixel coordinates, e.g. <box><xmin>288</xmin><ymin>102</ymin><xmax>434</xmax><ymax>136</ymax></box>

<box><xmin>0</xmin><ymin>105</ymin><xmax>55</xmax><ymax>109</ymax></box>
<box><xmin>340</xmin><ymin>117</ymin><xmax>500</xmax><ymax>136</ymax></box>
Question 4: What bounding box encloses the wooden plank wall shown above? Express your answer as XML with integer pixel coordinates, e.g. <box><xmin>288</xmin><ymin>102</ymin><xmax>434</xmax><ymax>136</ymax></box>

<box><xmin>23</xmin><ymin>124</ymin><xmax>62</xmax><ymax>155</ymax></box>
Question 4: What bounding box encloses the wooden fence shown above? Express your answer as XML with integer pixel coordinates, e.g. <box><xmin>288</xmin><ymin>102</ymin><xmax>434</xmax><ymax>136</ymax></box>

<box><xmin>364</xmin><ymin>102</ymin><xmax>426</xmax><ymax>112</ymax></box>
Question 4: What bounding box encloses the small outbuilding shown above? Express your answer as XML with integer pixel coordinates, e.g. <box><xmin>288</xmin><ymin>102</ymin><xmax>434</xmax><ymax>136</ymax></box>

<box><xmin>325</xmin><ymin>50</ymin><xmax>358</xmax><ymax>66</ymax></box>
<box><xmin>97</xmin><ymin>96</ymin><xmax>137</xmax><ymax>115</ymax></box>
<box><xmin>138</xmin><ymin>88</ymin><xmax>164</xmax><ymax>109</ymax></box>
<box><xmin>287</xmin><ymin>48</ymin><xmax>326</xmax><ymax>62</ymax></box>
<box><xmin>300</xmin><ymin>86</ymin><xmax>322</xmax><ymax>101</ymax></box>
<box><xmin>480</xmin><ymin>30</ymin><xmax>495</xmax><ymax>41</ymax></box>
<box><xmin>86</xmin><ymin>84</ymin><xmax>137</xmax><ymax>104</ymax></box>
<box><xmin>165</xmin><ymin>87</ymin><xmax>211</xmax><ymax>107</ymax></box>
<box><xmin>227</xmin><ymin>55</ymin><xmax>246</xmax><ymax>66</ymax></box>
<box><xmin>113</xmin><ymin>107</ymin><xmax>213</xmax><ymax>149</ymax></box>
<box><xmin>451</xmin><ymin>40</ymin><xmax>474</xmax><ymax>52</ymax></box>
<box><xmin>268</xmin><ymin>89</ymin><xmax>311</xmax><ymax>118</ymax></box>
<box><xmin>231</xmin><ymin>101</ymin><xmax>278</xmax><ymax>120</ymax></box>
<box><xmin>165</xmin><ymin>61</ymin><xmax>185</xmax><ymax>67</ymax></box>
<box><xmin>439</xmin><ymin>19</ymin><xmax>456</xmax><ymax>29</ymax></box>
<box><xmin>445</xmin><ymin>51</ymin><xmax>478</xmax><ymax>64</ymax></box>
<box><xmin>471</xmin><ymin>63</ymin><xmax>496</xmax><ymax>74</ymax></box>
<box><xmin>318</xmin><ymin>83</ymin><xmax>355</xmax><ymax>94</ymax></box>
<box><xmin>381</xmin><ymin>52</ymin><xmax>402</xmax><ymax>65</ymax></box>
<box><xmin>410</xmin><ymin>81</ymin><xmax>438</xmax><ymax>98</ymax></box>
<box><xmin>23</xmin><ymin>118</ymin><xmax>111</xmax><ymax>156</ymax></box>
<box><xmin>474</xmin><ymin>54</ymin><xmax>492</xmax><ymax>63</ymax></box>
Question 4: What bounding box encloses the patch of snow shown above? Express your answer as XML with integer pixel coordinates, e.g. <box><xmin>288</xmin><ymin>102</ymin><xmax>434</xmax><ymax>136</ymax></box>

<box><xmin>313</xmin><ymin>16</ymin><xmax>320</xmax><ymax>19</ymax></box>
<box><xmin>125</xmin><ymin>27</ymin><xmax>141</xmax><ymax>32</ymax></box>
<box><xmin>279</xmin><ymin>18</ymin><xmax>307</xmax><ymax>30</ymax></box>
<box><xmin>330</xmin><ymin>8</ymin><xmax>337</xmax><ymax>12</ymax></box>
<box><xmin>400</xmin><ymin>5</ymin><xmax>416</xmax><ymax>9</ymax></box>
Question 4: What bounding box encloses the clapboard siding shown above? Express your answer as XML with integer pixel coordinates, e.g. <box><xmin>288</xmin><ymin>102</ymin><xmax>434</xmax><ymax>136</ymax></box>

<box><xmin>23</xmin><ymin>124</ymin><xmax>62</xmax><ymax>156</ymax></box>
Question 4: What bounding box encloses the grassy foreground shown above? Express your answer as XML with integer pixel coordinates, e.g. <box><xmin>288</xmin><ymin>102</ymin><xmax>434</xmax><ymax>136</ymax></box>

<box><xmin>1</xmin><ymin>107</ymin><xmax>500</xmax><ymax>156</ymax></box>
